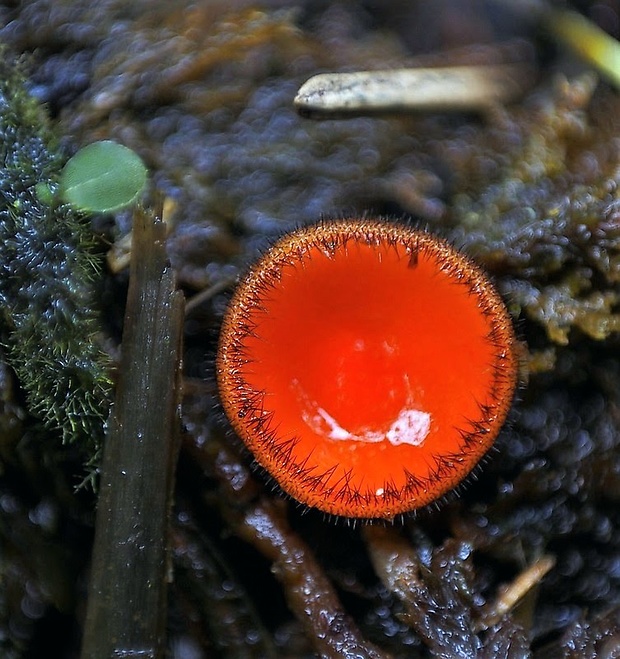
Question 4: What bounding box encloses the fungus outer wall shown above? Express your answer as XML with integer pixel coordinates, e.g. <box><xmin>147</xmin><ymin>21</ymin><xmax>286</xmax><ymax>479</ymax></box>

<box><xmin>217</xmin><ymin>219</ymin><xmax>518</xmax><ymax>519</ymax></box>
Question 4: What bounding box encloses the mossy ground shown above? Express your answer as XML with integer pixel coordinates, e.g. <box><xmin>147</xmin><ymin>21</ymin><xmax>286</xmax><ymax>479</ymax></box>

<box><xmin>1</xmin><ymin>2</ymin><xmax>619</xmax><ymax>656</ymax></box>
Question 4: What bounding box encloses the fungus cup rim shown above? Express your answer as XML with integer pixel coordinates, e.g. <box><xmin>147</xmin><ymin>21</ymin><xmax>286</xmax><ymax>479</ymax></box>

<box><xmin>216</xmin><ymin>218</ymin><xmax>518</xmax><ymax>519</ymax></box>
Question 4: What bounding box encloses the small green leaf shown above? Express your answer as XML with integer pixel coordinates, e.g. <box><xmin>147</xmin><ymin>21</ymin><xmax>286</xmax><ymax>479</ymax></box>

<box><xmin>60</xmin><ymin>140</ymin><xmax>148</xmax><ymax>213</ymax></box>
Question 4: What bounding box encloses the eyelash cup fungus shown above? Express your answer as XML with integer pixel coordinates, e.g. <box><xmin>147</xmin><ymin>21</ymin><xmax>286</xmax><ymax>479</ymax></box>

<box><xmin>216</xmin><ymin>219</ymin><xmax>518</xmax><ymax>519</ymax></box>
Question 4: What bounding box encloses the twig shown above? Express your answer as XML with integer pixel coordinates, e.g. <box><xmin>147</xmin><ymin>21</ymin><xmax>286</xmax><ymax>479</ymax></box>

<box><xmin>182</xmin><ymin>428</ymin><xmax>392</xmax><ymax>659</ymax></box>
<box><xmin>82</xmin><ymin>206</ymin><xmax>184</xmax><ymax>658</ymax></box>
<box><xmin>184</xmin><ymin>275</ymin><xmax>237</xmax><ymax>315</ymax></box>
<box><xmin>476</xmin><ymin>555</ymin><xmax>556</xmax><ymax>631</ymax></box>
<box><xmin>295</xmin><ymin>65</ymin><xmax>529</xmax><ymax>117</ymax></box>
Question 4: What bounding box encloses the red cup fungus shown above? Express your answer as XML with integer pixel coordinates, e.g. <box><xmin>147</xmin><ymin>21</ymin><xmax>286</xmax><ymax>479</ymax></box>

<box><xmin>217</xmin><ymin>219</ymin><xmax>518</xmax><ymax>519</ymax></box>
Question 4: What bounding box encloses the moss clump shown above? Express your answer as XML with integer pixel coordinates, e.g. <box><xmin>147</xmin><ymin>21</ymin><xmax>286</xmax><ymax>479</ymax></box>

<box><xmin>446</xmin><ymin>75</ymin><xmax>620</xmax><ymax>347</ymax></box>
<box><xmin>0</xmin><ymin>48</ymin><xmax>111</xmax><ymax>460</ymax></box>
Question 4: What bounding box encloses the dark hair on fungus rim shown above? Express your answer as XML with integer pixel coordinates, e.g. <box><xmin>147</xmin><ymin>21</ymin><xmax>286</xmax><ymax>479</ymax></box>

<box><xmin>216</xmin><ymin>218</ymin><xmax>518</xmax><ymax>520</ymax></box>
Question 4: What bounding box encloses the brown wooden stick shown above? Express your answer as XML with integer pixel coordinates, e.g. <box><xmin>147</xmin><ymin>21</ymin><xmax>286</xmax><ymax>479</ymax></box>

<box><xmin>82</xmin><ymin>206</ymin><xmax>184</xmax><ymax>658</ymax></box>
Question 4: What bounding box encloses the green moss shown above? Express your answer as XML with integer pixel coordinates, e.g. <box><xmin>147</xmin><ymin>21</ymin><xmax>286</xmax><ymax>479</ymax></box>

<box><xmin>0</xmin><ymin>48</ymin><xmax>111</xmax><ymax>460</ymax></box>
<box><xmin>447</xmin><ymin>76</ymin><xmax>620</xmax><ymax>347</ymax></box>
